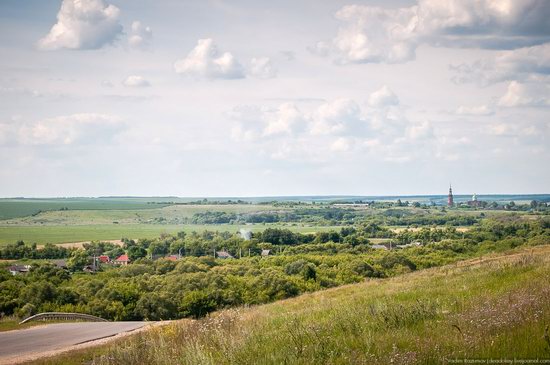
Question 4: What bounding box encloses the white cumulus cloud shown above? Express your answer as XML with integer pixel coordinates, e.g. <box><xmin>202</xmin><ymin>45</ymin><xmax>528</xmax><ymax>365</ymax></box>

<box><xmin>122</xmin><ymin>75</ymin><xmax>150</xmax><ymax>88</ymax></box>
<box><xmin>451</xmin><ymin>43</ymin><xmax>550</xmax><ymax>85</ymax></box>
<box><xmin>498</xmin><ymin>81</ymin><xmax>550</xmax><ymax>107</ymax></box>
<box><xmin>417</xmin><ymin>0</ymin><xmax>550</xmax><ymax>46</ymax></box>
<box><xmin>128</xmin><ymin>21</ymin><xmax>152</xmax><ymax>49</ymax></box>
<box><xmin>368</xmin><ymin>86</ymin><xmax>400</xmax><ymax>107</ymax></box>
<box><xmin>263</xmin><ymin>104</ymin><xmax>307</xmax><ymax>137</ymax></box>
<box><xmin>38</xmin><ymin>0</ymin><xmax>123</xmax><ymax>50</ymax></box>
<box><xmin>15</xmin><ymin>113</ymin><xmax>125</xmax><ymax>146</ymax></box>
<box><xmin>320</xmin><ymin>0</ymin><xmax>550</xmax><ymax>64</ymax></box>
<box><xmin>333</xmin><ymin>5</ymin><xmax>418</xmax><ymax>64</ymax></box>
<box><xmin>174</xmin><ymin>39</ymin><xmax>245</xmax><ymax>79</ymax></box>
<box><xmin>311</xmin><ymin>98</ymin><xmax>364</xmax><ymax>135</ymax></box>
<box><xmin>227</xmin><ymin>93</ymin><xmax>449</xmax><ymax>164</ymax></box>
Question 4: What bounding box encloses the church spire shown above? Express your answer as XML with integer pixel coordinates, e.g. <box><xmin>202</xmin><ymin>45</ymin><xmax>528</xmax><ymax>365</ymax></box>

<box><xmin>448</xmin><ymin>184</ymin><xmax>454</xmax><ymax>207</ymax></box>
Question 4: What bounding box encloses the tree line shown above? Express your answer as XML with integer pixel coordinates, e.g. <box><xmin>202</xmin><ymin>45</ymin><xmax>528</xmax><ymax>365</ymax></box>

<box><xmin>1</xmin><ymin>216</ymin><xmax>548</xmax><ymax>321</ymax></box>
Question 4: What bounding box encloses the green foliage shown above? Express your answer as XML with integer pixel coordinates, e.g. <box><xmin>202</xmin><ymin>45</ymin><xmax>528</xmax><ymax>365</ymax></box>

<box><xmin>69</xmin><ymin>246</ymin><xmax>550</xmax><ymax>365</ymax></box>
<box><xmin>135</xmin><ymin>293</ymin><xmax>177</xmax><ymax>320</ymax></box>
<box><xmin>0</xmin><ymin>215</ymin><xmax>548</xmax><ymax>322</ymax></box>
<box><xmin>179</xmin><ymin>291</ymin><xmax>217</xmax><ymax>319</ymax></box>
<box><xmin>127</xmin><ymin>246</ymin><xmax>147</xmax><ymax>261</ymax></box>
<box><xmin>67</xmin><ymin>250</ymin><xmax>89</xmax><ymax>272</ymax></box>
<box><xmin>0</xmin><ymin>241</ymin><xmax>72</xmax><ymax>259</ymax></box>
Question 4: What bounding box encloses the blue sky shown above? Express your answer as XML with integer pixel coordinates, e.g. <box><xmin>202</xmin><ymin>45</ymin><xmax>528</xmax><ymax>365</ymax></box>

<box><xmin>0</xmin><ymin>0</ymin><xmax>549</xmax><ymax>197</ymax></box>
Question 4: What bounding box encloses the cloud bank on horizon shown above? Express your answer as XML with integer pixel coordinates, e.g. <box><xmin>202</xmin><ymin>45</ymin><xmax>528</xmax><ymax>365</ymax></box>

<box><xmin>0</xmin><ymin>0</ymin><xmax>548</xmax><ymax>196</ymax></box>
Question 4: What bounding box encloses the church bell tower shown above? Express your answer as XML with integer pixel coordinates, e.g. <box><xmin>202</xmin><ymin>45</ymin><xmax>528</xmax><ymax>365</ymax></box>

<box><xmin>448</xmin><ymin>184</ymin><xmax>454</xmax><ymax>207</ymax></box>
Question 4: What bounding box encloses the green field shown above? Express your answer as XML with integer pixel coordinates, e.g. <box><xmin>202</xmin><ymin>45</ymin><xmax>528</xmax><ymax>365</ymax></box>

<box><xmin>0</xmin><ymin>197</ymin><xmax>542</xmax><ymax>246</ymax></box>
<box><xmin>0</xmin><ymin>204</ymin><xmax>284</xmax><ymax>226</ymax></box>
<box><xmin>0</xmin><ymin>223</ymin><xmax>338</xmax><ymax>245</ymax></box>
<box><xmin>32</xmin><ymin>245</ymin><xmax>550</xmax><ymax>365</ymax></box>
<box><xmin>0</xmin><ymin>203</ymin><xmax>302</xmax><ymax>244</ymax></box>
<box><xmin>0</xmin><ymin>198</ymin><xmax>170</xmax><ymax>220</ymax></box>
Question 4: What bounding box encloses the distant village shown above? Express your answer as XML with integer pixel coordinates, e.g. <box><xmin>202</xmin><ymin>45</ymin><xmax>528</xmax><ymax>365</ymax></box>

<box><xmin>5</xmin><ymin>186</ymin><xmax>548</xmax><ymax>276</ymax></box>
<box><xmin>7</xmin><ymin>248</ymin><xmax>274</xmax><ymax>276</ymax></box>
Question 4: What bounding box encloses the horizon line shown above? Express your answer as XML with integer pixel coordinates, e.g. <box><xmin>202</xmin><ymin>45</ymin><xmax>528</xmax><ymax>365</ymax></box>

<box><xmin>1</xmin><ymin>193</ymin><xmax>549</xmax><ymax>200</ymax></box>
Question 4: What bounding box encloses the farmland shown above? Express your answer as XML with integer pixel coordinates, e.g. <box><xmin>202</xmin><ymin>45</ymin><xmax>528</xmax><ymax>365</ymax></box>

<box><xmin>0</xmin><ymin>196</ymin><xmax>548</xmax><ymax>245</ymax></box>
<box><xmin>0</xmin><ymin>200</ymin><xmax>350</xmax><ymax>244</ymax></box>
<box><xmin>0</xmin><ymin>224</ymin><xmax>339</xmax><ymax>245</ymax></box>
<box><xmin>0</xmin><ymin>198</ymin><xmax>319</xmax><ymax>246</ymax></box>
<box><xmin>0</xmin><ymin>198</ymin><xmax>173</xmax><ymax>220</ymax></box>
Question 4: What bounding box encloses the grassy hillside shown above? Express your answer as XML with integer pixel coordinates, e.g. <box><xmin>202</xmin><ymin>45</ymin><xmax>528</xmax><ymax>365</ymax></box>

<box><xmin>33</xmin><ymin>245</ymin><xmax>550</xmax><ymax>365</ymax></box>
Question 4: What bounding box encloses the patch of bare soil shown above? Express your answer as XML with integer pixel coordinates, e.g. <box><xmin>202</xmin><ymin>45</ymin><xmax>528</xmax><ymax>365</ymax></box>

<box><xmin>36</xmin><ymin>239</ymin><xmax>125</xmax><ymax>249</ymax></box>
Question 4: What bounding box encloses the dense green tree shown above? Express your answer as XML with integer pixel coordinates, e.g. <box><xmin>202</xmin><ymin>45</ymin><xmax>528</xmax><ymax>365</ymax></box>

<box><xmin>179</xmin><ymin>291</ymin><xmax>217</xmax><ymax>318</ymax></box>
<box><xmin>135</xmin><ymin>293</ymin><xmax>177</xmax><ymax>320</ymax></box>
<box><xmin>127</xmin><ymin>246</ymin><xmax>147</xmax><ymax>261</ymax></box>
<box><xmin>301</xmin><ymin>263</ymin><xmax>317</xmax><ymax>281</ymax></box>
<box><xmin>67</xmin><ymin>250</ymin><xmax>90</xmax><ymax>272</ymax></box>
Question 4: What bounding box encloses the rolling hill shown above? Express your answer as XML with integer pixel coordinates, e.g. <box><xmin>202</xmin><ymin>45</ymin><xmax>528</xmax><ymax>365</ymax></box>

<box><xmin>33</xmin><ymin>244</ymin><xmax>550</xmax><ymax>365</ymax></box>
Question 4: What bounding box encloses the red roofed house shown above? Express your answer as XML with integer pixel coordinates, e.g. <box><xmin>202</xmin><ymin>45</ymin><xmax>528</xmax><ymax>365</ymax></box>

<box><xmin>165</xmin><ymin>255</ymin><xmax>178</xmax><ymax>261</ymax></box>
<box><xmin>114</xmin><ymin>254</ymin><xmax>130</xmax><ymax>265</ymax></box>
<box><xmin>98</xmin><ymin>255</ymin><xmax>110</xmax><ymax>263</ymax></box>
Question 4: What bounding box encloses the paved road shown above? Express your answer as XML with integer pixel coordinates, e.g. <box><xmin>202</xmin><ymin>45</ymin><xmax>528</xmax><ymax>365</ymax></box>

<box><xmin>0</xmin><ymin>322</ymin><xmax>150</xmax><ymax>363</ymax></box>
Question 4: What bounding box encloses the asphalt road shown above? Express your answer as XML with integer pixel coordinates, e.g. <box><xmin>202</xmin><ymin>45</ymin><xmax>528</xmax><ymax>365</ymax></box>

<box><xmin>0</xmin><ymin>322</ymin><xmax>149</xmax><ymax>363</ymax></box>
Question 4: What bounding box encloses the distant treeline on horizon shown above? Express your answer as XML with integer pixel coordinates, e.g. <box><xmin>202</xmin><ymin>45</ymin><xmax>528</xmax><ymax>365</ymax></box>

<box><xmin>2</xmin><ymin>194</ymin><xmax>550</xmax><ymax>202</ymax></box>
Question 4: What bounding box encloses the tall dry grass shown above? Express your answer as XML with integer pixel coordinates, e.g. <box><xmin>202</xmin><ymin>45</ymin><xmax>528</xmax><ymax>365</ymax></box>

<box><xmin>80</xmin><ymin>247</ymin><xmax>550</xmax><ymax>365</ymax></box>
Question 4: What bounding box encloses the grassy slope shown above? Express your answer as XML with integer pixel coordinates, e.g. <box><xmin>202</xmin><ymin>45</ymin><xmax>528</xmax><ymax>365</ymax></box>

<box><xmin>31</xmin><ymin>245</ymin><xmax>550</xmax><ymax>365</ymax></box>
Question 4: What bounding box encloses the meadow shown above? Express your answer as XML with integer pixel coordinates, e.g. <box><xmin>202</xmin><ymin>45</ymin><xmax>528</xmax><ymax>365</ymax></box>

<box><xmin>0</xmin><ymin>223</ymin><xmax>337</xmax><ymax>245</ymax></box>
<box><xmin>0</xmin><ymin>204</ymin><xmax>284</xmax><ymax>225</ymax></box>
<box><xmin>29</xmin><ymin>245</ymin><xmax>550</xmax><ymax>365</ymax></box>
<box><xmin>0</xmin><ymin>198</ymin><xmax>172</xmax><ymax>220</ymax></box>
<box><xmin>0</xmin><ymin>202</ymin><xmax>302</xmax><ymax>244</ymax></box>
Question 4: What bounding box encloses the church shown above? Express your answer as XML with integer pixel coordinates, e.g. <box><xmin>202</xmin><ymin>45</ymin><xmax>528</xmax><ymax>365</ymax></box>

<box><xmin>467</xmin><ymin>193</ymin><xmax>482</xmax><ymax>207</ymax></box>
<box><xmin>448</xmin><ymin>185</ymin><xmax>483</xmax><ymax>208</ymax></box>
<box><xmin>448</xmin><ymin>185</ymin><xmax>454</xmax><ymax>207</ymax></box>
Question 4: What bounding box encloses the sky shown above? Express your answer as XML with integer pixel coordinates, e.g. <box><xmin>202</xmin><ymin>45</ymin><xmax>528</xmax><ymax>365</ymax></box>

<box><xmin>0</xmin><ymin>0</ymin><xmax>549</xmax><ymax>197</ymax></box>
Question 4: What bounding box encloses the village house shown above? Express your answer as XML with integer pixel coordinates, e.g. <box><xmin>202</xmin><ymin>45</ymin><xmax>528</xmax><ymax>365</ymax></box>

<box><xmin>113</xmin><ymin>254</ymin><xmax>130</xmax><ymax>265</ymax></box>
<box><xmin>397</xmin><ymin>241</ymin><xmax>423</xmax><ymax>249</ymax></box>
<box><xmin>216</xmin><ymin>251</ymin><xmax>234</xmax><ymax>259</ymax></box>
<box><xmin>8</xmin><ymin>264</ymin><xmax>31</xmax><ymax>275</ymax></box>
<box><xmin>98</xmin><ymin>255</ymin><xmax>110</xmax><ymax>263</ymax></box>
<box><xmin>51</xmin><ymin>259</ymin><xmax>67</xmax><ymax>269</ymax></box>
